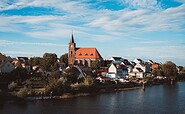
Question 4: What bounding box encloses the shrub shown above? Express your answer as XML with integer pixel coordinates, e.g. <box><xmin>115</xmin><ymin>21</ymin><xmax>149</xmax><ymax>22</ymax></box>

<box><xmin>84</xmin><ymin>76</ymin><xmax>94</xmax><ymax>86</ymax></box>
<box><xmin>16</xmin><ymin>86</ymin><xmax>30</xmax><ymax>97</ymax></box>
<box><xmin>8</xmin><ymin>81</ymin><xmax>17</xmax><ymax>91</ymax></box>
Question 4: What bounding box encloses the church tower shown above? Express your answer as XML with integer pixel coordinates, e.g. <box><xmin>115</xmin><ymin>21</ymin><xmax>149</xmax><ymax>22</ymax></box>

<box><xmin>68</xmin><ymin>34</ymin><xmax>76</xmax><ymax>66</ymax></box>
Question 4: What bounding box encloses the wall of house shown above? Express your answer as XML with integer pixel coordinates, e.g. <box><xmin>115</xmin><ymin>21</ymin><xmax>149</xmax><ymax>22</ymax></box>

<box><xmin>108</xmin><ymin>64</ymin><xmax>117</xmax><ymax>73</ymax></box>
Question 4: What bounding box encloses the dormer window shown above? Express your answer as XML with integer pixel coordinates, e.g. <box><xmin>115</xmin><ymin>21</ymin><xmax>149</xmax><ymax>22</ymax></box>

<box><xmin>79</xmin><ymin>53</ymin><xmax>82</xmax><ymax>56</ymax></box>
<box><xmin>90</xmin><ymin>53</ymin><xmax>93</xmax><ymax>56</ymax></box>
<box><xmin>85</xmin><ymin>53</ymin><xmax>88</xmax><ymax>56</ymax></box>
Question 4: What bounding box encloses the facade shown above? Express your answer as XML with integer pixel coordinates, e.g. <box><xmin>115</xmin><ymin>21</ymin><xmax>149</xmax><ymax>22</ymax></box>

<box><xmin>68</xmin><ymin>34</ymin><xmax>103</xmax><ymax>67</ymax></box>
<box><xmin>107</xmin><ymin>63</ymin><xmax>128</xmax><ymax>79</ymax></box>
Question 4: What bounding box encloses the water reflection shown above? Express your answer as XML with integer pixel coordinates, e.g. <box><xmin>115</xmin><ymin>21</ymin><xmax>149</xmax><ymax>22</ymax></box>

<box><xmin>1</xmin><ymin>82</ymin><xmax>185</xmax><ymax>114</ymax></box>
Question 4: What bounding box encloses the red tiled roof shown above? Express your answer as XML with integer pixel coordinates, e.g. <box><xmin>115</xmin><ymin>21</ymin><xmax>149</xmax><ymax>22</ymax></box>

<box><xmin>75</xmin><ymin>48</ymin><xmax>102</xmax><ymax>59</ymax></box>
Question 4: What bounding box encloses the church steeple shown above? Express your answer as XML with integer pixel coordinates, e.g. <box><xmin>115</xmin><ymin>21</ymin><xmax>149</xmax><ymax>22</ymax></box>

<box><xmin>68</xmin><ymin>34</ymin><xmax>76</xmax><ymax>66</ymax></box>
<box><xmin>70</xmin><ymin>34</ymin><xmax>75</xmax><ymax>43</ymax></box>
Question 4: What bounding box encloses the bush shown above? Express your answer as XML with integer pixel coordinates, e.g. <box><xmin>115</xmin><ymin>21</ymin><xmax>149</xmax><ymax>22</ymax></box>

<box><xmin>84</xmin><ymin>76</ymin><xmax>94</xmax><ymax>86</ymax></box>
<box><xmin>8</xmin><ymin>81</ymin><xmax>17</xmax><ymax>91</ymax></box>
<box><xmin>16</xmin><ymin>86</ymin><xmax>30</xmax><ymax>97</ymax></box>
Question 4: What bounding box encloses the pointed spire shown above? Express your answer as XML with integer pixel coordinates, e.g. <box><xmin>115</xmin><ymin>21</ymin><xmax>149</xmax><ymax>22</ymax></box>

<box><xmin>70</xmin><ymin>33</ymin><xmax>75</xmax><ymax>43</ymax></box>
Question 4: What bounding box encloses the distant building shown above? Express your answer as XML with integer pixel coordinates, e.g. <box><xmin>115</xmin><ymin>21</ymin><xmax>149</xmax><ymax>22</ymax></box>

<box><xmin>68</xmin><ymin>34</ymin><xmax>103</xmax><ymax>67</ymax></box>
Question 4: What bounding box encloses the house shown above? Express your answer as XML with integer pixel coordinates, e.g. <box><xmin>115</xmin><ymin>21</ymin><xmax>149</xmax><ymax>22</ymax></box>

<box><xmin>57</xmin><ymin>62</ymin><xmax>66</xmax><ymax>71</ymax></box>
<box><xmin>0</xmin><ymin>60</ymin><xmax>15</xmax><ymax>73</ymax></box>
<box><xmin>147</xmin><ymin>60</ymin><xmax>154</xmax><ymax>65</ymax></box>
<box><xmin>68</xmin><ymin>34</ymin><xmax>103</xmax><ymax>67</ymax></box>
<box><xmin>17</xmin><ymin>57</ymin><xmax>31</xmax><ymax>71</ymax></box>
<box><xmin>96</xmin><ymin>76</ymin><xmax>114</xmax><ymax>84</ymax></box>
<box><xmin>107</xmin><ymin>63</ymin><xmax>128</xmax><ymax>79</ymax></box>
<box><xmin>130</xmin><ymin>67</ymin><xmax>145</xmax><ymax>78</ymax></box>
<box><xmin>110</xmin><ymin>57</ymin><xmax>123</xmax><ymax>62</ymax></box>
<box><xmin>152</xmin><ymin>63</ymin><xmax>160</xmax><ymax>70</ymax></box>
<box><xmin>134</xmin><ymin>58</ymin><xmax>143</xmax><ymax>64</ymax></box>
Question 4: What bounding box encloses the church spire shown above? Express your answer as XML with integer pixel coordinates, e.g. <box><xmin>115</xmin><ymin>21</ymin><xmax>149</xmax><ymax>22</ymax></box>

<box><xmin>70</xmin><ymin>33</ymin><xmax>75</xmax><ymax>43</ymax></box>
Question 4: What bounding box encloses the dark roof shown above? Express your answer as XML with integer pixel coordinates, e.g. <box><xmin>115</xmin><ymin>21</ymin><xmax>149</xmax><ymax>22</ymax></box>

<box><xmin>120</xmin><ymin>65</ymin><xmax>128</xmax><ymax>70</ymax></box>
<box><xmin>136</xmin><ymin>68</ymin><xmax>143</xmax><ymax>72</ymax></box>
<box><xmin>112</xmin><ymin>57</ymin><xmax>122</xmax><ymax>61</ymax></box>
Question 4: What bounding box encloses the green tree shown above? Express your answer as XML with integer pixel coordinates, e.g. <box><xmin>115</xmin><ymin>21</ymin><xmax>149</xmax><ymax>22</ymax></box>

<box><xmin>41</xmin><ymin>53</ymin><xmax>58</xmax><ymax>71</ymax></box>
<box><xmin>59</xmin><ymin>53</ymin><xmax>68</xmax><ymax>66</ymax></box>
<box><xmin>162</xmin><ymin>61</ymin><xmax>178</xmax><ymax>79</ymax></box>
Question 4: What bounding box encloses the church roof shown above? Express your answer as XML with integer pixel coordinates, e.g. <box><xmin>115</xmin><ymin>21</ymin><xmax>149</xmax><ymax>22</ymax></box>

<box><xmin>75</xmin><ymin>48</ymin><xmax>102</xmax><ymax>59</ymax></box>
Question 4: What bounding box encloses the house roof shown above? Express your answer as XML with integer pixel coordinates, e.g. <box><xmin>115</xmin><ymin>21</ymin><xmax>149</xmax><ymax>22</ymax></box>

<box><xmin>75</xmin><ymin>48</ymin><xmax>102</xmax><ymax>59</ymax></box>
<box><xmin>0</xmin><ymin>53</ymin><xmax>7</xmax><ymax>61</ymax></box>
<box><xmin>136</xmin><ymin>68</ymin><xmax>143</xmax><ymax>72</ymax></box>
<box><xmin>111</xmin><ymin>57</ymin><xmax>122</xmax><ymax>61</ymax></box>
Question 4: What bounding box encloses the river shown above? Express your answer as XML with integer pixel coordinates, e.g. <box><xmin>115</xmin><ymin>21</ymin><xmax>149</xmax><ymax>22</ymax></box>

<box><xmin>1</xmin><ymin>82</ymin><xmax>185</xmax><ymax>114</ymax></box>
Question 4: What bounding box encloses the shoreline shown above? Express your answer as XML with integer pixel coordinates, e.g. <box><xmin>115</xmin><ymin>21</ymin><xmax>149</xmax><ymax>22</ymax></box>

<box><xmin>26</xmin><ymin>85</ymin><xmax>142</xmax><ymax>100</ymax></box>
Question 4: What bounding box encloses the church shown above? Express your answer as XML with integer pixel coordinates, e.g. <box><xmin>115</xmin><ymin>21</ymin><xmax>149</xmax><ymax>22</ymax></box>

<box><xmin>68</xmin><ymin>34</ymin><xmax>103</xmax><ymax>67</ymax></box>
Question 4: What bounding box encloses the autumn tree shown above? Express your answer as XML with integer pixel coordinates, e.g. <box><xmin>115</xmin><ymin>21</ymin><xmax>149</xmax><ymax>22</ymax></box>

<box><xmin>162</xmin><ymin>61</ymin><xmax>178</xmax><ymax>79</ymax></box>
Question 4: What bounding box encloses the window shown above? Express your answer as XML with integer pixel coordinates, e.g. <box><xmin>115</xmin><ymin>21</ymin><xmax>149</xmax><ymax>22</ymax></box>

<box><xmin>79</xmin><ymin>53</ymin><xmax>82</xmax><ymax>56</ymax></box>
<box><xmin>90</xmin><ymin>53</ymin><xmax>93</xmax><ymax>56</ymax></box>
<box><xmin>85</xmin><ymin>53</ymin><xmax>88</xmax><ymax>56</ymax></box>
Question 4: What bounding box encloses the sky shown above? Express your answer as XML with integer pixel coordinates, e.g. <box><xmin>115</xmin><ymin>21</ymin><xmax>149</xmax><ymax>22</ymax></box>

<box><xmin>0</xmin><ymin>0</ymin><xmax>185</xmax><ymax>66</ymax></box>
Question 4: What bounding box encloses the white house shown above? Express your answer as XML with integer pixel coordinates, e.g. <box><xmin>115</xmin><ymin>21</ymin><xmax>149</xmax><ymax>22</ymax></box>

<box><xmin>0</xmin><ymin>61</ymin><xmax>15</xmax><ymax>73</ymax></box>
<box><xmin>107</xmin><ymin>63</ymin><xmax>128</xmax><ymax>79</ymax></box>
<box><xmin>134</xmin><ymin>58</ymin><xmax>143</xmax><ymax>64</ymax></box>
<box><xmin>130</xmin><ymin>67</ymin><xmax>145</xmax><ymax>78</ymax></box>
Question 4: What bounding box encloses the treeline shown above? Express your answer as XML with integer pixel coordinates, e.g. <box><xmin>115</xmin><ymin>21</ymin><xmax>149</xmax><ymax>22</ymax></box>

<box><xmin>152</xmin><ymin>61</ymin><xmax>185</xmax><ymax>80</ymax></box>
<box><xmin>29</xmin><ymin>53</ymin><xmax>68</xmax><ymax>72</ymax></box>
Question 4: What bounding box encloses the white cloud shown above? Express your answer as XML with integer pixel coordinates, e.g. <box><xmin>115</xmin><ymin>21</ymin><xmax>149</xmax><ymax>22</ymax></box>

<box><xmin>121</xmin><ymin>0</ymin><xmax>161</xmax><ymax>10</ymax></box>
<box><xmin>0</xmin><ymin>40</ymin><xmax>67</xmax><ymax>47</ymax></box>
<box><xmin>5</xmin><ymin>51</ymin><xmax>33</xmax><ymax>56</ymax></box>
<box><xmin>88</xmin><ymin>4</ymin><xmax>185</xmax><ymax>32</ymax></box>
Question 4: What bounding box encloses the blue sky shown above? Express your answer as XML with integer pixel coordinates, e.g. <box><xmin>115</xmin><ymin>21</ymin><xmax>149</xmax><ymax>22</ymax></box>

<box><xmin>0</xmin><ymin>0</ymin><xmax>185</xmax><ymax>65</ymax></box>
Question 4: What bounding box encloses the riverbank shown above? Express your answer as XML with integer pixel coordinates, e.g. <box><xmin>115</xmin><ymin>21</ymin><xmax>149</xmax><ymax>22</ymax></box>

<box><xmin>26</xmin><ymin>84</ymin><xmax>143</xmax><ymax>100</ymax></box>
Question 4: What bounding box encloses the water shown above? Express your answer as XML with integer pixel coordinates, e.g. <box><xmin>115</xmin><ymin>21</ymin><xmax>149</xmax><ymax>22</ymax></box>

<box><xmin>1</xmin><ymin>82</ymin><xmax>185</xmax><ymax>114</ymax></box>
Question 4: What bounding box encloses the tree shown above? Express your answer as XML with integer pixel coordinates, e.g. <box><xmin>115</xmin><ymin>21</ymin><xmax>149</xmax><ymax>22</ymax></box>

<box><xmin>91</xmin><ymin>60</ymin><xmax>100</xmax><ymax>69</ymax></box>
<box><xmin>41</xmin><ymin>53</ymin><xmax>58</xmax><ymax>71</ymax></box>
<box><xmin>152</xmin><ymin>69</ymin><xmax>163</xmax><ymax>76</ymax></box>
<box><xmin>29</xmin><ymin>57</ymin><xmax>43</xmax><ymax>66</ymax></box>
<box><xmin>59</xmin><ymin>53</ymin><xmax>68</xmax><ymax>66</ymax></box>
<box><xmin>183</xmin><ymin>66</ymin><xmax>185</xmax><ymax>72</ymax></box>
<box><xmin>162</xmin><ymin>61</ymin><xmax>178</xmax><ymax>79</ymax></box>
